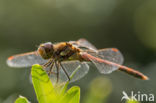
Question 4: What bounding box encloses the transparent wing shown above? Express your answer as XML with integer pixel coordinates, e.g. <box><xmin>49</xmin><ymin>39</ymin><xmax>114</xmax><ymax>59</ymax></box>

<box><xmin>83</xmin><ymin>48</ymin><xmax>124</xmax><ymax>74</ymax></box>
<box><xmin>70</xmin><ymin>38</ymin><xmax>97</xmax><ymax>51</ymax></box>
<box><xmin>90</xmin><ymin>48</ymin><xmax>124</xmax><ymax>64</ymax></box>
<box><xmin>7</xmin><ymin>51</ymin><xmax>48</xmax><ymax>68</ymax></box>
<box><xmin>49</xmin><ymin>61</ymin><xmax>89</xmax><ymax>84</ymax></box>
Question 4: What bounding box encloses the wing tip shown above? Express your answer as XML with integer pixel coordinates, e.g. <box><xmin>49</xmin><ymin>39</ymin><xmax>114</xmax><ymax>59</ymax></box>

<box><xmin>8</xmin><ymin>56</ymin><xmax>14</xmax><ymax>60</ymax></box>
<box><xmin>111</xmin><ymin>48</ymin><xmax>119</xmax><ymax>52</ymax></box>
<box><xmin>6</xmin><ymin>58</ymin><xmax>26</xmax><ymax>68</ymax></box>
<box><xmin>7</xmin><ymin>56</ymin><xmax>18</xmax><ymax>67</ymax></box>
<box><xmin>6</xmin><ymin>57</ymin><xmax>14</xmax><ymax>67</ymax></box>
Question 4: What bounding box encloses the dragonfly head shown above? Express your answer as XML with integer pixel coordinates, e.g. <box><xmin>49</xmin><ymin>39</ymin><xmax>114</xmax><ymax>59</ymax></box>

<box><xmin>37</xmin><ymin>42</ymin><xmax>54</xmax><ymax>59</ymax></box>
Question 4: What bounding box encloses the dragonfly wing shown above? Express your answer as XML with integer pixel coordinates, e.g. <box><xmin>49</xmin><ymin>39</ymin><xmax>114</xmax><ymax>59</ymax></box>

<box><xmin>86</xmin><ymin>48</ymin><xmax>124</xmax><ymax>74</ymax></box>
<box><xmin>70</xmin><ymin>38</ymin><xmax>97</xmax><ymax>51</ymax></box>
<box><xmin>50</xmin><ymin>61</ymin><xmax>89</xmax><ymax>84</ymax></box>
<box><xmin>97</xmin><ymin>48</ymin><xmax>124</xmax><ymax>65</ymax></box>
<box><xmin>7</xmin><ymin>51</ymin><xmax>48</xmax><ymax>68</ymax></box>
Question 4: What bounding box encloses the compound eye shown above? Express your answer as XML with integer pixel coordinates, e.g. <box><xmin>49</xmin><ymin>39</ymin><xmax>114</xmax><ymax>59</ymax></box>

<box><xmin>44</xmin><ymin>43</ymin><xmax>53</xmax><ymax>53</ymax></box>
<box><xmin>37</xmin><ymin>42</ymin><xmax>54</xmax><ymax>59</ymax></box>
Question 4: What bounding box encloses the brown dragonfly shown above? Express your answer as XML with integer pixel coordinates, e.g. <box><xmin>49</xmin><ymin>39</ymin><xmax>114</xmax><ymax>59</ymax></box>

<box><xmin>7</xmin><ymin>38</ymin><xmax>148</xmax><ymax>83</ymax></box>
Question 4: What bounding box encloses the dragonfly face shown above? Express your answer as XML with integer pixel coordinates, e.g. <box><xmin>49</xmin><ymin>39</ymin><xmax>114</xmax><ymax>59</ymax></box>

<box><xmin>7</xmin><ymin>38</ymin><xmax>149</xmax><ymax>84</ymax></box>
<box><xmin>37</xmin><ymin>42</ymin><xmax>54</xmax><ymax>59</ymax></box>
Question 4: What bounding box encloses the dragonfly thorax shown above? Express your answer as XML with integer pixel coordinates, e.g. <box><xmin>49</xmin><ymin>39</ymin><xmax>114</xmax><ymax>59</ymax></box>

<box><xmin>37</xmin><ymin>42</ymin><xmax>54</xmax><ymax>59</ymax></box>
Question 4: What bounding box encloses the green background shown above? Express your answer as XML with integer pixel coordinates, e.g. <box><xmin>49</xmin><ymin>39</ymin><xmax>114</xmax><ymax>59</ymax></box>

<box><xmin>0</xmin><ymin>0</ymin><xmax>155</xmax><ymax>103</ymax></box>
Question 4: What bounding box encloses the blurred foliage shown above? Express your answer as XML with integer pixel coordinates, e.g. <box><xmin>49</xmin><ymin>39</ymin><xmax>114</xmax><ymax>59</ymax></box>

<box><xmin>0</xmin><ymin>0</ymin><xmax>156</xmax><ymax>103</ymax></box>
<box><xmin>134</xmin><ymin>0</ymin><xmax>156</xmax><ymax>50</ymax></box>
<box><xmin>83</xmin><ymin>77</ymin><xmax>112</xmax><ymax>103</ymax></box>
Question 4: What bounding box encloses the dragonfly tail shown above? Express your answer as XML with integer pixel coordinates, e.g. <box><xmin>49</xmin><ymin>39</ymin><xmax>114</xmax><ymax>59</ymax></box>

<box><xmin>118</xmin><ymin>66</ymin><xmax>149</xmax><ymax>80</ymax></box>
<box><xmin>81</xmin><ymin>52</ymin><xmax>149</xmax><ymax>80</ymax></box>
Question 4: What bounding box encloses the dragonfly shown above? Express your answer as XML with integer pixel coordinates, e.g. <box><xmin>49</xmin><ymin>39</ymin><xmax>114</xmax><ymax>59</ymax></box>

<box><xmin>7</xmin><ymin>38</ymin><xmax>148</xmax><ymax>83</ymax></box>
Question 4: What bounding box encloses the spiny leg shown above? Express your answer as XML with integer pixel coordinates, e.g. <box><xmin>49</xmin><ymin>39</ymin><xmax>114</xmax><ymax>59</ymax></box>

<box><xmin>42</xmin><ymin>59</ymin><xmax>53</xmax><ymax>68</ymax></box>
<box><xmin>48</xmin><ymin>60</ymin><xmax>55</xmax><ymax>76</ymax></box>
<box><xmin>60</xmin><ymin>62</ymin><xmax>71</xmax><ymax>81</ymax></box>
<box><xmin>55</xmin><ymin>61</ymin><xmax>60</xmax><ymax>83</ymax></box>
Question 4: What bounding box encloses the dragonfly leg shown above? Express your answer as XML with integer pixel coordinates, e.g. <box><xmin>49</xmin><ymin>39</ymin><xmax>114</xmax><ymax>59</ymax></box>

<box><xmin>55</xmin><ymin>61</ymin><xmax>60</xmax><ymax>83</ymax></box>
<box><xmin>42</xmin><ymin>59</ymin><xmax>53</xmax><ymax>68</ymax></box>
<box><xmin>48</xmin><ymin>60</ymin><xmax>55</xmax><ymax>76</ymax></box>
<box><xmin>60</xmin><ymin>62</ymin><xmax>71</xmax><ymax>81</ymax></box>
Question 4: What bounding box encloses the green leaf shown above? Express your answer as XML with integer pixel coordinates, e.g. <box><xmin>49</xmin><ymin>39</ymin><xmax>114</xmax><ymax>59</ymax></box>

<box><xmin>31</xmin><ymin>64</ymin><xmax>57</xmax><ymax>103</ymax></box>
<box><xmin>126</xmin><ymin>99</ymin><xmax>140</xmax><ymax>103</ymax></box>
<box><xmin>59</xmin><ymin>86</ymin><xmax>80</xmax><ymax>103</ymax></box>
<box><xmin>15</xmin><ymin>96</ymin><xmax>29</xmax><ymax>103</ymax></box>
<box><xmin>31</xmin><ymin>64</ymin><xmax>81</xmax><ymax>103</ymax></box>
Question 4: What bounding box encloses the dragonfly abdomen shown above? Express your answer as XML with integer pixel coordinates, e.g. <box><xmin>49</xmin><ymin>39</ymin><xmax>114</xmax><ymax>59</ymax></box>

<box><xmin>118</xmin><ymin>66</ymin><xmax>149</xmax><ymax>80</ymax></box>
<box><xmin>80</xmin><ymin>52</ymin><xmax>149</xmax><ymax>80</ymax></box>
